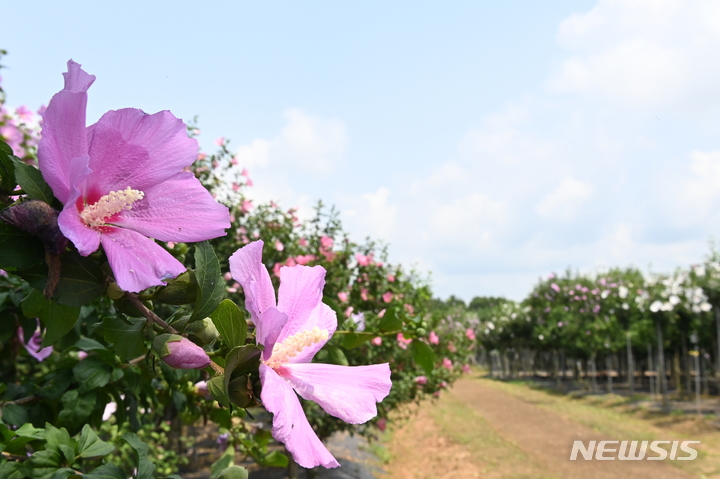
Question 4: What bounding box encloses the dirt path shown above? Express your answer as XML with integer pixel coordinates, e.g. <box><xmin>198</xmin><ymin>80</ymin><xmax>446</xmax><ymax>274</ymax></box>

<box><xmin>385</xmin><ymin>376</ymin><xmax>695</xmax><ymax>479</ymax></box>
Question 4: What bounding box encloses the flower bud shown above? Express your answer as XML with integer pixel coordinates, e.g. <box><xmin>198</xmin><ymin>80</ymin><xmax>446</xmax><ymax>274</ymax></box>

<box><xmin>153</xmin><ymin>271</ymin><xmax>197</xmax><ymax>305</ymax></box>
<box><xmin>153</xmin><ymin>333</ymin><xmax>210</xmax><ymax>369</ymax></box>
<box><xmin>0</xmin><ymin>200</ymin><xmax>68</xmax><ymax>254</ymax></box>
<box><xmin>185</xmin><ymin>317</ymin><xmax>220</xmax><ymax>345</ymax></box>
<box><xmin>227</xmin><ymin>375</ymin><xmax>260</xmax><ymax>408</ymax></box>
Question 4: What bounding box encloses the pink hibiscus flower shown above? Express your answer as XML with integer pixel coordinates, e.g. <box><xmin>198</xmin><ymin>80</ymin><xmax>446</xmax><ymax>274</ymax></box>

<box><xmin>38</xmin><ymin>61</ymin><xmax>230</xmax><ymax>292</ymax></box>
<box><xmin>229</xmin><ymin>241</ymin><xmax>391</xmax><ymax>469</ymax></box>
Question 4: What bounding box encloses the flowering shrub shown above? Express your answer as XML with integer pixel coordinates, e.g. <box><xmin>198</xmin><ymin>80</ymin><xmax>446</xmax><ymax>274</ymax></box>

<box><xmin>0</xmin><ymin>57</ymin><xmax>477</xmax><ymax>478</ymax></box>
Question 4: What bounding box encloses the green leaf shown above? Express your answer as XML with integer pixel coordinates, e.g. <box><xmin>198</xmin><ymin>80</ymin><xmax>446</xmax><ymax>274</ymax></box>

<box><xmin>57</xmin><ymin>390</ymin><xmax>96</xmax><ymax>431</ymax></box>
<box><xmin>96</xmin><ymin>316</ymin><xmax>147</xmax><ymax>361</ymax></box>
<box><xmin>20</xmin><ymin>450</ymin><xmax>60</xmax><ymax>479</ymax></box>
<box><xmin>0</xmin><ymin>144</ymin><xmax>16</xmax><ymax>195</ymax></box>
<box><xmin>223</xmin><ymin>345</ymin><xmax>262</xmax><ymax>395</ymax></box>
<box><xmin>12</xmin><ymin>159</ymin><xmax>54</xmax><ymax>204</ymax></box>
<box><xmin>21</xmin><ymin>289</ymin><xmax>81</xmax><ymax>347</ymax></box>
<box><xmin>209</xmin><ymin>408</ymin><xmax>232</xmax><ymax>430</ymax></box>
<box><xmin>256</xmin><ymin>450</ymin><xmax>288</xmax><ymax>468</ymax></box>
<box><xmin>73</xmin><ymin>358</ymin><xmax>112</xmax><ymax>394</ymax></box>
<box><xmin>378</xmin><ymin>308</ymin><xmax>402</xmax><ymax>332</ymax></box>
<box><xmin>210</xmin><ymin>299</ymin><xmax>247</xmax><ymax>349</ymax></box>
<box><xmin>326</xmin><ymin>345</ymin><xmax>349</xmax><ymax>366</ymax></box>
<box><xmin>74</xmin><ymin>337</ymin><xmax>107</xmax><ymax>352</ymax></box>
<box><xmin>216</xmin><ymin>466</ymin><xmax>249</xmax><ymax>479</ymax></box>
<box><xmin>77</xmin><ymin>424</ymin><xmax>114</xmax><ymax>458</ymax></box>
<box><xmin>44</xmin><ymin>424</ymin><xmax>73</xmax><ymax>456</ymax></box>
<box><xmin>16</xmin><ymin>251</ymin><xmax>104</xmax><ymax>307</ymax></box>
<box><xmin>210</xmin><ymin>446</ymin><xmax>235</xmax><ymax>479</ymax></box>
<box><xmin>0</xmin><ymin>222</ymin><xmax>45</xmax><ymax>269</ymax></box>
<box><xmin>122</xmin><ymin>433</ymin><xmax>155</xmax><ymax>479</ymax></box>
<box><xmin>411</xmin><ymin>339</ymin><xmax>436</xmax><ymax>375</ymax></box>
<box><xmin>192</xmin><ymin>241</ymin><xmax>225</xmax><ymax>321</ymax></box>
<box><xmin>0</xmin><ymin>461</ymin><xmax>21</xmax><ymax>479</ymax></box>
<box><xmin>82</xmin><ymin>463</ymin><xmax>125</xmax><ymax>479</ymax></box>
<box><xmin>340</xmin><ymin>332</ymin><xmax>375</xmax><ymax>349</ymax></box>
<box><xmin>14</xmin><ymin>423</ymin><xmax>45</xmax><ymax>440</ymax></box>
<box><xmin>1</xmin><ymin>404</ymin><xmax>28</xmax><ymax>427</ymax></box>
<box><xmin>207</xmin><ymin>375</ymin><xmax>229</xmax><ymax>407</ymax></box>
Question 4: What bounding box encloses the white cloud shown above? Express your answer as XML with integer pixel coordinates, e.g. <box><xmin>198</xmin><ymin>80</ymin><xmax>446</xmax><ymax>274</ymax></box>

<box><xmin>549</xmin><ymin>0</ymin><xmax>720</xmax><ymax>112</ymax></box>
<box><xmin>343</xmin><ymin>187</ymin><xmax>398</xmax><ymax>242</ymax></box>
<box><xmin>276</xmin><ymin>109</ymin><xmax>347</xmax><ymax>174</ymax></box>
<box><xmin>535</xmin><ymin>177</ymin><xmax>595</xmax><ymax>221</ymax></box>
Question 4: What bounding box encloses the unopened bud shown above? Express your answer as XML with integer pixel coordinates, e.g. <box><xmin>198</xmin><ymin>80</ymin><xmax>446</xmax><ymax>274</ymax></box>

<box><xmin>153</xmin><ymin>333</ymin><xmax>210</xmax><ymax>369</ymax></box>
<box><xmin>153</xmin><ymin>271</ymin><xmax>197</xmax><ymax>304</ymax></box>
<box><xmin>185</xmin><ymin>318</ymin><xmax>219</xmax><ymax>345</ymax></box>
<box><xmin>106</xmin><ymin>282</ymin><xmax>124</xmax><ymax>300</ymax></box>
<box><xmin>228</xmin><ymin>375</ymin><xmax>260</xmax><ymax>408</ymax></box>
<box><xmin>0</xmin><ymin>200</ymin><xmax>67</xmax><ymax>254</ymax></box>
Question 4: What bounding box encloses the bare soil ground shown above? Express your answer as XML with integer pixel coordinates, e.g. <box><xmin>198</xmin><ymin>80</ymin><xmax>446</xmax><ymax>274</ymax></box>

<box><xmin>381</xmin><ymin>374</ymin><xmax>720</xmax><ymax>479</ymax></box>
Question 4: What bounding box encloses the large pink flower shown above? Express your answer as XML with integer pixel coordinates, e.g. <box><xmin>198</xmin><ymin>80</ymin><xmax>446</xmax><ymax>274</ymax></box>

<box><xmin>38</xmin><ymin>61</ymin><xmax>230</xmax><ymax>292</ymax></box>
<box><xmin>229</xmin><ymin>241</ymin><xmax>391</xmax><ymax>469</ymax></box>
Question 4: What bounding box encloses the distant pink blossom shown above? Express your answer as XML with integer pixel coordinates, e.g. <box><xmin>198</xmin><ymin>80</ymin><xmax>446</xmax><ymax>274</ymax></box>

<box><xmin>462</xmin><ymin>364</ymin><xmax>471</xmax><ymax>374</ymax></box>
<box><xmin>337</xmin><ymin>291</ymin><xmax>349</xmax><ymax>302</ymax></box>
<box><xmin>361</xmin><ymin>288</ymin><xmax>369</xmax><ymax>301</ymax></box>
<box><xmin>294</xmin><ymin>255</ymin><xmax>315</xmax><ymax>265</ymax></box>
<box><xmin>320</xmin><ymin>236</ymin><xmax>334</xmax><ymax>249</ymax></box>
<box><xmin>229</xmin><ymin>240</ymin><xmax>391</xmax><ymax>469</ymax></box>
<box><xmin>465</xmin><ymin>328</ymin><xmax>476</xmax><ymax>341</ymax></box>
<box><xmin>214</xmin><ymin>137</ymin><xmax>224</xmax><ymax>146</ymax></box>
<box><xmin>223</xmin><ymin>272</ymin><xmax>233</xmax><ymax>281</ymax></box>
<box><xmin>378</xmin><ymin>309</ymin><xmax>386</xmax><ymax>318</ymax></box>
<box><xmin>404</xmin><ymin>303</ymin><xmax>414</xmax><ymax>315</ymax></box>
<box><xmin>371</xmin><ymin>336</ymin><xmax>382</xmax><ymax>346</ymax></box>
<box><xmin>387</xmin><ymin>274</ymin><xmax>395</xmax><ymax>282</ymax></box>
<box><xmin>78</xmin><ymin>351</ymin><xmax>88</xmax><ymax>360</ymax></box>
<box><xmin>415</xmin><ymin>375</ymin><xmax>427</xmax><ymax>385</ymax></box>
<box><xmin>241</xmin><ymin>199</ymin><xmax>254</xmax><ymax>213</ymax></box>
<box><xmin>382</xmin><ymin>292</ymin><xmax>393</xmax><ymax>303</ymax></box>
<box><xmin>442</xmin><ymin>358</ymin><xmax>453</xmax><ymax>370</ymax></box>
<box><xmin>550</xmin><ymin>283</ymin><xmax>560</xmax><ymax>293</ymax></box>
<box><xmin>275</xmin><ymin>241</ymin><xmax>284</xmax><ymax>251</ymax></box>
<box><xmin>428</xmin><ymin>331</ymin><xmax>439</xmax><ymax>345</ymax></box>
<box><xmin>240</xmin><ymin>168</ymin><xmax>249</xmax><ymax>177</ymax></box>
<box><xmin>38</xmin><ymin>61</ymin><xmax>230</xmax><ymax>292</ymax></box>
<box><xmin>447</xmin><ymin>342</ymin><xmax>457</xmax><ymax>353</ymax></box>
<box><xmin>377</xmin><ymin>417</ymin><xmax>387</xmax><ymax>432</ymax></box>
<box><xmin>245</xmin><ymin>178</ymin><xmax>254</xmax><ymax>187</ymax></box>
<box><xmin>355</xmin><ymin>253</ymin><xmax>374</xmax><ymax>266</ymax></box>
<box><xmin>299</xmin><ymin>237</ymin><xmax>308</xmax><ymax>247</ymax></box>
<box><xmin>344</xmin><ymin>306</ymin><xmax>354</xmax><ymax>317</ymax></box>
<box><xmin>439</xmin><ymin>381</ymin><xmax>448</xmax><ymax>389</ymax></box>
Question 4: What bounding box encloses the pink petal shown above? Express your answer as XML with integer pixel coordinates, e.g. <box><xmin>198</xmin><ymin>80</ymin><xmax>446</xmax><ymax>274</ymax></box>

<box><xmin>85</xmin><ymin>108</ymin><xmax>198</xmax><ymax>197</ymax></box>
<box><xmin>258</xmin><ymin>307</ymin><xmax>288</xmax><ymax>361</ymax></box>
<box><xmin>57</xmin><ymin>155</ymin><xmax>99</xmax><ymax>255</ymax></box>
<box><xmin>276</xmin><ymin>266</ymin><xmax>336</xmax><ymax>349</ymax></box>
<box><xmin>260</xmin><ymin>364</ymin><xmax>339</xmax><ymax>468</ymax></box>
<box><xmin>229</xmin><ymin>241</ymin><xmax>276</xmax><ymax>325</ymax></box>
<box><xmin>99</xmin><ymin>227</ymin><xmax>185</xmax><ymax>292</ymax></box>
<box><xmin>283</xmin><ymin>302</ymin><xmax>337</xmax><ymax>364</ymax></box>
<box><xmin>280</xmin><ymin>362</ymin><xmax>391</xmax><ymax>424</ymax></box>
<box><xmin>38</xmin><ymin>61</ymin><xmax>95</xmax><ymax>204</ymax></box>
<box><xmin>113</xmin><ymin>172</ymin><xmax>229</xmax><ymax>242</ymax></box>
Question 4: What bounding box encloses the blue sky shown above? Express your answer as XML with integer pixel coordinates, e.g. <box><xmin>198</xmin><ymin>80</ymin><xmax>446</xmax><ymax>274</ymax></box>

<box><xmin>3</xmin><ymin>1</ymin><xmax>720</xmax><ymax>301</ymax></box>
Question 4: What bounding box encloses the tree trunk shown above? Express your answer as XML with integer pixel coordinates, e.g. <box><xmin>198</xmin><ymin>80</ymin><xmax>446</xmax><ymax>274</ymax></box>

<box><xmin>656</xmin><ymin>320</ymin><xmax>669</xmax><ymax>412</ymax></box>
<box><xmin>627</xmin><ymin>333</ymin><xmax>634</xmax><ymax>394</ymax></box>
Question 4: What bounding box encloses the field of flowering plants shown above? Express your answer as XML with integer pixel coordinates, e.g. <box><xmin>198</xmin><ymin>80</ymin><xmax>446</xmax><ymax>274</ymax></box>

<box><xmin>468</xmin><ymin>260</ymin><xmax>720</xmax><ymax>413</ymax></box>
<box><xmin>0</xmin><ymin>57</ymin><xmax>479</xmax><ymax>478</ymax></box>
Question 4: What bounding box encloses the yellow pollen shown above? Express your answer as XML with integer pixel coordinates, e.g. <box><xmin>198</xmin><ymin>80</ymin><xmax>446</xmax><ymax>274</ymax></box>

<box><xmin>80</xmin><ymin>187</ymin><xmax>144</xmax><ymax>227</ymax></box>
<box><xmin>265</xmin><ymin>326</ymin><xmax>329</xmax><ymax>369</ymax></box>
